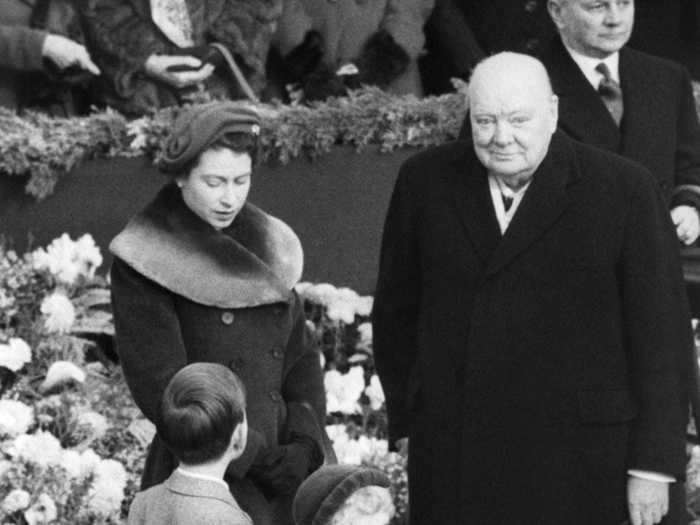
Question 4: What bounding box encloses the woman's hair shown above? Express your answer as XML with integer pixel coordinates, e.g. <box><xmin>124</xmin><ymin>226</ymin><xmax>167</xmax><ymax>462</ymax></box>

<box><xmin>156</xmin><ymin>362</ymin><xmax>247</xmax><ymax>464</ymax></box>
<box><xmin>173</xmin><ymin>131</ymin><xmax>259</xmax><ymax>179</ymax></box>
<box><xmin>328</xmin><ymin>486</ymin><xmax>395</xmax><ymax>525</ymax></box>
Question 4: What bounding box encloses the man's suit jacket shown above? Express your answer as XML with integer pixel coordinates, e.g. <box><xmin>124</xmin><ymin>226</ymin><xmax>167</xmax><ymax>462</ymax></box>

<box><xmin>373</xmin><ymin>131</ymin><xmax>691</xmax><ymax>525</ymax></box>
<box><xmin>543</xmin><ymin>36</ymin><xmax>700</xmax><ymax>209</ymax></box>
<box><xmin>127</xmin><ymin>469</ymin><xmax>253</xmax><ymax>525</ymax></box>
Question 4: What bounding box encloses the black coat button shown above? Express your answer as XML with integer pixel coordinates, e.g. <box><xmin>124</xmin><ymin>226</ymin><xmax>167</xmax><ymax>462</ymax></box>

<box><xmin>230</xmin><ymin>357</ymin><xmax>244</xmax><ymax>371</ymax></box>
<box><xmin>269</xmin><ymin>390</ymin><xmax>282</xmax><ymax>402</ymax></box>
<box><xmin>221</xmin><ymin>311</ymin><xmax>235</xmax><ymax>325</ymax></box>
<box><xmin>524</xmin><ymin>0</ymin><xmax>538</xmax><ymax>12</ymax></box>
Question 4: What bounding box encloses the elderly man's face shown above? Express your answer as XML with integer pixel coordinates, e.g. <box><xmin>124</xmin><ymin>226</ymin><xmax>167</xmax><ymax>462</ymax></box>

<box><xmin>470</xmin><ymin>77</ymin><xmax>558</xmax><ymax>182</ymax></box>
<box><xmin>549</xmin><ymin>0</ymin><xmax>634</xmax><ymax>58</ymax></box>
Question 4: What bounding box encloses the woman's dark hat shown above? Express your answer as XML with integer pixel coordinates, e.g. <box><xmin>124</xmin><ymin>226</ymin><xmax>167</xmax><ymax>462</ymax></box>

<box><xmin>292</xmin><ymin>465</ymin><xmax>391</xmax><ymax>525</ymax></box>
<box><xmin>159</xmin><ymin>102</ymin><xmax>260</xmax><ymax>174</ymax></box>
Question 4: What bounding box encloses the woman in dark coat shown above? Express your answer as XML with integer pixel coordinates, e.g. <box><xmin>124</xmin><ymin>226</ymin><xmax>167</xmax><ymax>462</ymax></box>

<box><xmin>110</xmin><ymin>102</ymin><xmax>328</xmax><ymax>525</ymax></box>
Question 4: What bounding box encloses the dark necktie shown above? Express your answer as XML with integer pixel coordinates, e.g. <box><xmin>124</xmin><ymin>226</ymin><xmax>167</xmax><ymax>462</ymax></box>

<box><xmin>595</xmin><ymin>62</ymin><xmax>623</xmax><ymax>126</ymax></box>
<box><xmin>501</xmin><ymin>194</ymin><xmax>513</xmax><ymax>212</ymax></box>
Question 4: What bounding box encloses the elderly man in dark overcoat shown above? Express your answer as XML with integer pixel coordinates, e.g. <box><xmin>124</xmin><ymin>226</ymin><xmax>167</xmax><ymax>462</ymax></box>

<box><xmin>373</xmin><ymin>52</ymin><xmax>691</xmax><ymax>525</ymax></box>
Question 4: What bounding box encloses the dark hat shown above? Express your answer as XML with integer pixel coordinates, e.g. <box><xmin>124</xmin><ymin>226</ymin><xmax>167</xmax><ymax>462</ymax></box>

<box><xmin>159</xmin><ymin>102</ymin><xmax>261</xmax><ymax>174</ymax></box>
<box><xmin>293</xmin><ymin>465</ymin><xmax>391</xmax><ymax>525</ymax></box>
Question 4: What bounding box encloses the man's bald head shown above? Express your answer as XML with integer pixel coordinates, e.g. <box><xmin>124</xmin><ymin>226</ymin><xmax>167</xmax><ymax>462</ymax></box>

<box><xmin>468</xmin><ymin>52</ymin><xmax>558</xmax><ymax>185</ymax></box>
<box><xmin>468</xmin><ymin>52</ymin><xmax>555</xmax><ymax>107</ymax></box>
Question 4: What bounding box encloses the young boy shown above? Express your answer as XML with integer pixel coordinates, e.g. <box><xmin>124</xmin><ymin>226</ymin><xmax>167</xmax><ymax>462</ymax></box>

<box><xmin>127</xmin><ymin>362</ymin><xmax>252</xmax><ymax>525</ymax></box>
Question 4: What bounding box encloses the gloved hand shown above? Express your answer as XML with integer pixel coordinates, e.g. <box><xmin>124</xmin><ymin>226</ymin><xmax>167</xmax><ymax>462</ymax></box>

<box><xmin>249</xmin><ymin>434</ymin><xmax>321</xmax><ymax>497</ymax></box>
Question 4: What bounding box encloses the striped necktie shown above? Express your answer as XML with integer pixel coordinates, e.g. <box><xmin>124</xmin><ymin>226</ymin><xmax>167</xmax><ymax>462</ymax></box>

<box><xmin>595</xmin><ymin>62</ymin><xmax>623</xmax><ymax>126</ymax></box>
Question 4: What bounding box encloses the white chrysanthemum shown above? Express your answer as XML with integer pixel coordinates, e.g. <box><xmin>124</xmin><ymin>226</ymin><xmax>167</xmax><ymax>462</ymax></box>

<box><xmin>61</xmin><ymin>448</ymin><xmax>101</xmax><ymax>479</ymax></box>
<box><xmin>354</xmin><ymin>296</ymin><xmax>374</xmax><ymax>318</ymax></box>
<box><xmin>326</xmin><ymin>300</ymin><xmax>357</xmax><ymax>324</ymax></box>
<box><xmin>77</xmin><ymin>411</ymin><xmax>109</xmax><ymax>439</ymax></box>
<box><xmin>0</xmin><ymin>400</ymin><xmax>34</xmax><ymax>437</ymax></box>
<box><xmin>32</xmin><ymin>233</ymin><xmax>102</xmax><ymax>285</ymax></box>
<box><xmin>325</xmin><ymin>424</ymin><xmax>349</xmax><ymax>443</ymax></box>
<box><xmin>325</xmin><ymin>366</ymin><xmax>365</xmax><ymax>415</ymax></box>
<box><xmin>364</xmin><ymin>375</ymin><xmax>385</xmax><ymax>411</ymax></box>
<box><xmin>357</xmin><ymin>322</ymin><xmax>372</xmax><ymax>345</ymax></box>
<box><xmin>88</xmin><ymin>459</ymin><xmax>128</xmax><ymax>516</ymax></box>
<box><xmin>329</xmin><ymin>485</ymin><xmax>395</xmax><ymax>525</ymax></box>
<box><xmin>1</xmin><ymin>489</ymin><xmax>31</xmax><ymax>514</ymax></box>
<box><xmin>24</xmin><ymin>493</ymin><xmax>57</xmax><ymax>525</ymax></box>
<box><xmin>8</xmin><ymin>431</ymin><xmax>63</xmax><ymax>467</ymax></box>
<box><xmin>40</xmin><ymin>361</ymin><xmax>86</xmax><ymax>392</ymax></box>
<box><xmin>301</xmin><ymin>283</ymin><xmax>338</xmax><ymax>307</ymax></box>
<box><xmin>330</xmin><ymin>431</ymin><xmax>390</xmax><ymax>466</ymax></box>
<box><xmin>40</xmin><ymin>292</ymin><xmax>76</xmax><ymax>334</ymax></box>
<box><xmin>0</xmin><ymin>289</ymin><xmax>14</xmax><ymax>309</ymax></box>
<box><xmin>0</xmin><ymin>337</ymin><xmax>31</xmax><ymax>372</ymax></box>
<box><xmin>0</xmin><ymin>460</ymin><xmax>12</xmax><ymax>479</ymax></box>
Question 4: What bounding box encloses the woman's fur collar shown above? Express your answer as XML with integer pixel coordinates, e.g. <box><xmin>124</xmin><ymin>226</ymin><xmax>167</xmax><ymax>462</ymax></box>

<box><xmin>110</xmin><ymin>184</ymin><xmax>303</xmax><ymax>308</ymax></box>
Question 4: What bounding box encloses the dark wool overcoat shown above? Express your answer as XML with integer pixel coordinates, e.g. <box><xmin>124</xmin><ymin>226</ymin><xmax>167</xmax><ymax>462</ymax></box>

<box><xmin>110</xmin><ymin>184</ymin><xmax>327</xmax><ymax>525</ymax></box>
<box><xmin>542</xmin><ymin>37</ymin><xmax>700</xmax><ymax>209</ymax></box>
<box><xmin>373</xmin><ymin>132</ymin><xmax>692</xmax><ymax>525</ymax></box>
<box><xmin>0</xmin><ymin>0</ymin><xmax>45</xmax><ymax>109</ymax></box>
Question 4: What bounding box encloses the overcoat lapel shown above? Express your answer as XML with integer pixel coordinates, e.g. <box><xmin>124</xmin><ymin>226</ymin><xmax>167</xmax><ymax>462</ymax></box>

<box><xmin>547</xmin><ymin>37</ymin><xmax>621</xmax><ymax>151</ymax></box>
<box><xmin>618</xmin><ymin>48</ymin><xmax>652</xmax><ymax>161</ymax></box>
<box><xmin>445</xmin><ymin>145</ymin><xmax>501</xmax><ymax>265</ymax></box>
<box><xmin>485</xmin><ymin>132</ymin><xmax>578</xmax><ymax>276</ymax></box>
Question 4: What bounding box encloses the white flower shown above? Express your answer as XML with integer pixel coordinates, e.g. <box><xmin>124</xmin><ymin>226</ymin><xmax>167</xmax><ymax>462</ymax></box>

<box><xmin>325</xmin><ymin>367</ymin><xmax>366</xmax><ymax>415</ymax></box>
<box><xmin>40</xmin><ymin>361</ymin><xmax>86</xmax><ymax>392</ymax></box>
<box><xmin>0</xmin><ymin>400</ymin><xmax>34</xmax><ymax>437</ymax></box>
<box><xmin>327</xmin><ymin>426</ymin><xmax>390</xmax><ymax>466</ymax></box>
<box><xmin>24</xmin><ymin>493</ymin><xmax>57</xmax><ymax>525</ymax></box>
<box><xmin>88</xmin><ymin>459</ymin><xmax>128</xmax><ymax>516</ymax></box>
<box><xmin>61</xmin><ymin>448</ymin><xmax>101</xmax><ymax>479</ymax></box>
<box><xmin>8</xmin><ymin>431</ymin><xmax>63</xmax><ymax>467</ymax></box>
<box><xmin>40</xmin><ymin>292</ymin><xmax>76</xmax><ymax>334</ymax></box>
<box><xmin>0</xmin><ymin>337</ymin><xmax>31</xmax><ymax>372</ymax></box>
<box><xmin>0</xmin><ymin>289</ymin><xmax>14</xmax><ymax>309</ymax></box>
<box><xmin>364</xmin><ymin>375</ymin><xmax>385</xmax><ymax>411</ymax></box>
<box><xmin>357</xmin><ymin>322</ymin><xmax>373</xmax><ymax>349</ymax></box>
<box><xmin>77</xmin><ymin>411</ymin><xmax>109</xmax><ymax>439</ymax></box>
<box><xmin>354</xmin><ymin>296</ymin><xmax>373</xmax><ymax>318</ymax></box>
<box><xmin>32</xmin><ymin>233</ymin><xmax>102</xmax><ymax>285</ymax></box>
<box><xmin>2</xmin><ymin>489</ymin><xmax>31</xmax><ymax>514</ymax></box>
<box><xmin>301</xmin><ymin>283</ymin><xmax>338</xmax><ymax>307</ymax></box>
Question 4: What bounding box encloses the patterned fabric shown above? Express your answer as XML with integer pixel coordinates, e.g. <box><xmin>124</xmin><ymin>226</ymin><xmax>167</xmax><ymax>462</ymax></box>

<box><xmin>150</xmin><ymin>0</ymin><xmax>194</xmax><ymax>47</ymax></box>
<box><xmin>595</xmin><ymin>62</ymin><xmax>623</xmax><ymax>126</ymax></box>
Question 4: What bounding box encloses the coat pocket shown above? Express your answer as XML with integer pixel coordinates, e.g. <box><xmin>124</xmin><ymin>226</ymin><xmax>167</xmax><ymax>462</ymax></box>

<box><xmin>577</xmin><ymin>389</ymin><xmax>638</xmax><ymax>424</ymax></box>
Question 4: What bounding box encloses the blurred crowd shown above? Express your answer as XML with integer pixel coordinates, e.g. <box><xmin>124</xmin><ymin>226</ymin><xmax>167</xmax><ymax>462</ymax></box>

<box><xmin>1</xmin><ymin>0</ymin><xmax>699</xmax><ymax>117</ymax></box>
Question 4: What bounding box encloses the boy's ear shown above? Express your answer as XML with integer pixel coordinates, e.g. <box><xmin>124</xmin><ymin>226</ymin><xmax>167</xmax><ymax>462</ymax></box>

<box><xmin>230</xmin><ymin>417</ymin><xmax>248</xmax><ymax>457</ymax></box>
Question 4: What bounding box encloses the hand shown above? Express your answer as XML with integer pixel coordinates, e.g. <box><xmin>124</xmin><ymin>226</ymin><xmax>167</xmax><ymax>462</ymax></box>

<box><xmin>627</xmin><ymin>476</ymin><xmax>669</xmax><ymax>525</ymax></box>
<box><xmin>395</xmin><ymin>437</ymin><xmax>409</xmax><ymax>457</ymax></box>
<box><xmin>144</xmin><ymin>54</ymin><xmax>215</xmax><ymax>89</ymax></box>
<box><xmin>41</xmin><ymin>34</ymin><xmax>100</xmax><ymax>75</ymax></box>
<box><xmin>248</xmin><ymin>437</ymin><xmax>318</xmax><ymax>496</ymax></box>
<box><xmin>671</xmin><ymin>205</ymin><xmax>700</xmax><ymax>245</ymax></box>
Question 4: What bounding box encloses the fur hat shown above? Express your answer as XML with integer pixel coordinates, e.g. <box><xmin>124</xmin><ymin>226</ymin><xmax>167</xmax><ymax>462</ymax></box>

<box><xmin>293</xmin><ymin>465</ymin><xmax>391</xmax><ymax>525</ymax></box>
<box><xmin>159</xmin><ymin>102</ymin><xmax>260</xmax><ymax>174</ymax></box>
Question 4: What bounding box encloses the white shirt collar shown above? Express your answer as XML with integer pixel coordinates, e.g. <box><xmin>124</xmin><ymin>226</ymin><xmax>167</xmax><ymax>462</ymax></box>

<box><xmin>488</xmin><ymin>175</ymin><xmax>531</xmax><ymax>234</ymax></box>
<box><xmin>176</xmin><ymin>467</ymin><xmax>229</xmax><ymax>489</ymax></box>
<box><xmin>563</xmin><ymin>44</ymin><xmax>620</xmax><ymax>89</ymax></box>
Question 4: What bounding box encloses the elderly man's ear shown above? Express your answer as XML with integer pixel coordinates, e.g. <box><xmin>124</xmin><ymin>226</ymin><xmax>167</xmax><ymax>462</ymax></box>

<box><xmin>549</xmin><ymin>94</ymin><xmax>560</xmax><ymax>131</ymax></box>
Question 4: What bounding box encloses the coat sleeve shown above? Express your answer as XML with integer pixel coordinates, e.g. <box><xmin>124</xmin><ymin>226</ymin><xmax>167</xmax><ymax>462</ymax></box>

<box><xmin>372</xmin><ymin>165</ymin><xmax>421</xmax><ymax>445</ymax></box>
<box><xmin>0</xmin><ymin>24</ymin><xmax>46</xmax><ymax>71</ymax></box>
<box><xmin>621</xmin><ymin>171</ymin><xmax>692</xmax><ymax>478</ymax></box>
<box><xmin>381</xmin><ymin>0</ymin><xmax>434</xmax><ymax>59</ymax></box>
<box><xmin>670</xmin><ymin>66</ymin><xmax>700</xmax><ymax>210</ymax></box>
<box><xmin>280</xmin><ymin>292</ymin><xmax>326</xmax><ymax>444</ymax></box>
<box><xmin>205</xmin><ymin>0</ymin><xmax>281</xmax><ymax>91</ymax></box>
<box><xmin>110</xmin><ymin>257</ymin><xmax>188</xmax><ymax>423</ymax></box>
<box><xmin>80</xmin><ymin>0</ymin><xmax>171</xmax><ymax>97</ymax></box>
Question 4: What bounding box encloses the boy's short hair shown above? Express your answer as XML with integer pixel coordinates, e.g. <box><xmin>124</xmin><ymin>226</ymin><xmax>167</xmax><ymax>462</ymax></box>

<box><xmin>157</xmin><ymin>362</ymin><xmax>246</xmax><ymax>464</ymax></box>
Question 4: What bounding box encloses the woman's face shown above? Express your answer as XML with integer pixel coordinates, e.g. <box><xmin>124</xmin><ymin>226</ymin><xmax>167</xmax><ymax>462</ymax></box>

<box><xmin>178</xmin><ymin>148</ymin><xmax>252</xmax><ymax>230</ymax></box>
